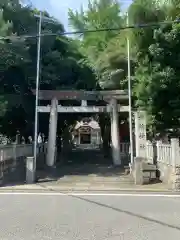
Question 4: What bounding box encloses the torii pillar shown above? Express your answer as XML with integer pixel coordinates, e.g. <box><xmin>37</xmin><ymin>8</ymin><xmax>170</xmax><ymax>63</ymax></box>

<box><xmin>110</xmin><ymin>98</ymin><xmax>121</xmax><ymax>165</ymax></box>
<box><xmin>46</xmin><ymin>98</ymin><xmax>58</xmax><ymax>166</ymax></box>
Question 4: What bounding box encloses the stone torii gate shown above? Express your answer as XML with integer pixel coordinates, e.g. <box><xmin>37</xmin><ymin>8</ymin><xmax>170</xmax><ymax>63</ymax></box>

<box><xmin>32</xmin><ymin>89</ymin><xmax>129</xmax><ymax>167</ymax></box>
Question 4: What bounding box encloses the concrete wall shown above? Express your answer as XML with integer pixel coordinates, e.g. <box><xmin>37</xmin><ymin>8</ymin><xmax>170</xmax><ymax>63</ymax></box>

<box><xmin>157</xmin><ymin>163</ymin><xmax>180</xmax><ymax>190</ymax></box>
<box><xmin>0</xmin><ymin>144</ymin><xmax>47</xmax><ymax>186</ymax></box>
<box><xmin>0</xmin><ymin>156</ymin><xmax>26</xmax><ymax>186</ymax></box>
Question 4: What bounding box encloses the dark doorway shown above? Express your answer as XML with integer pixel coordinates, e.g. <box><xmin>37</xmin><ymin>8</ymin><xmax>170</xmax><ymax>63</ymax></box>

<box><xmin>80</xmin><ymin>133</ymin><xmax>91</xmax><ymax>144</ymax></box>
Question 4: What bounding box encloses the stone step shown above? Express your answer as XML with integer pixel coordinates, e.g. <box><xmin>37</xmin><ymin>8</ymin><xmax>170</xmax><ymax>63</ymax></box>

<box><xmin>64</xmin><ymin>180</ymin><xmax>134</xmax><ymax>183</ymax></box>
<box><xmin>38</xmin><ymin>175</ymin><xmax>134</xmax><ymax>185</ymax></box>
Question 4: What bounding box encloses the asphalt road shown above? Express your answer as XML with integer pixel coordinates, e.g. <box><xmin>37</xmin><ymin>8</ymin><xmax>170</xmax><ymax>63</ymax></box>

<box><xmin>0</xmin><ymin>192</ymin><xmax>180</xmax><ymax>239</ymax></box>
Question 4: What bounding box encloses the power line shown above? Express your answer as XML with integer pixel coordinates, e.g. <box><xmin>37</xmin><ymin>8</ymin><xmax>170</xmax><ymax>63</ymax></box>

<box><xmin>1</xmin><ymin>19</ymin><xmax>180</xmax><ymax>41</ymax></box>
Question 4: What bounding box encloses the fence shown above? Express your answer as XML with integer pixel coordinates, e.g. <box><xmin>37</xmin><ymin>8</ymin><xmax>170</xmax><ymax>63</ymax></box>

<box><xmin>2</xmin><ymin>141</ymin><xmax>177</xmax><ymax>166</ymax></box>
<box><xmin>146</xmin><ymin>140</ymin><xmax>175</xmax><ymax>166</ymax></box>
<box><xmin>0</xmin><ymin>143</ymin><xmax>46</xmax><ymax>180</ymax></box>
<box><xmin>145</xmin><ymin>138</ymin><xmax>180</xmax><ymax>188</ymax></box>
<box><xmin>120</xmin><ymin>142</ymin><xmax>130</xmax><ymax>156</ymax></box>
<box><xmin>0</xmin><ymin>144</ymin><xmax>46</xmax><ymax>162</ymax></box>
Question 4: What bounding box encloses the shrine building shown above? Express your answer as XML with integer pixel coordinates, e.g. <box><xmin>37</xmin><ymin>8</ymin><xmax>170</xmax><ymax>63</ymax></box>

<box><xmin>72</xmin><ymin>118</ymin><xmax>101</xmax><ymax>149</ymax></box>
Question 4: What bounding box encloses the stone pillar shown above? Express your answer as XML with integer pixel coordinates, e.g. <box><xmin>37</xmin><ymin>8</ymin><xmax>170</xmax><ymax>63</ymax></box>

<box><xmin>46</xmin><ymin>98</ymin><xmax>58</xmax><ymax>167</ymax></box>
<box><xmin>97</xmin><ymin>131</ymin><xmax>99</xmax><ymax>145</ymax></box>
<box><xmin>15</xmin><ymin>132</ymin><xmax>21</xmax><ymax>144</ymax></box>
<box><xmin>26</xmin><ymin>157</ymin><xmax>35</xmax><ymax>184</ymax></box>
<box><xmin>110</xmin><ymin>98</ymin><xmax>121</xmax><ymax>165</ymax></box>
<box><xmin>134</xmin><ymin>111</ymin><xmax>147</xmax><ymax>158</ymax></box>
<box><xmin>12</xmin><ymin>143</ymin><xmax>17</xmax><ymax>169</ymax></box>
<box><xmin>78</xmin><ymin>131</ymin><xmax>81</xmax><ymax>145</ymax></box>
<box><xmin>81</xmin><ymin>100</ymin><xmax>87</xmax><ymax>106</ymax></box>
<box><xmin>171</xmin><ymin>138</ymin><xmax>180</xmax><ymax>190</ymax></box>
<box><xmin>171</xmin><ymin>138</ymin><xmax>180</xmax><ymax>167</ymax></box>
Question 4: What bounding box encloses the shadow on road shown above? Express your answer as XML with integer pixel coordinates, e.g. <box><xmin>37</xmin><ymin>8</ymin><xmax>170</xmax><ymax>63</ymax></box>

<box><xmin>72</xmin><ymin>195</ymin><xmax>180</xmax><ymax>231</ymax></box>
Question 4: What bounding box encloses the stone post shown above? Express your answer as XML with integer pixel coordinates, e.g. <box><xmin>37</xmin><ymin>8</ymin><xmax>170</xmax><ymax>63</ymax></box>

<box><xmin>46</xmin><ymin>98</ymin><xmax>58</xmax><ymax>167</ymax></box>
<box><xmin>15</xmin><ymin>132</ymin><xmax>21</xmax><ymax>144</ymax></box>
<box><xmin>134</xmin><ymin>111</ymin><xmax>147</xmax><ymax>158</ymax></box>
<box><xmin>97</xmin><ymin>131</ymin><xmax>100</xmax><ymax>145</ymax></box>
<box><xmin>0</xmin><ymin>149</ymin><xmax>4</xmax><ymax>184</ymax></box>
<box><xmin>12</xmin><ymin>143</ymin><xmax>17</xmax><ymax>169</ymax></box>
<box><xmin>171</xmin><ymin>138</ymin><xmax>180</xmax><ymax>190</ymax></box>
<box><xmin>171</xmin><ymin>138</ymin><xmax>180</xmax><ymax>167</ymax></box>
<box><xmin>81</xmin><ymin>100</ymin><xmax>87</xmax><ymax>106</ymax></box>
<box><xmin>152</xmin><ymin>140</ymin><xmax>157</xmax><ymax>165</ymax></box>
<box><xmin>78</xmin><ymin>132</ymin><xmax>80</xmax><ymax>145</ymax></box>
<box><xmin>26</xmin><ymin>156</ymin><xmax>35</xmax><ymax>184</ymax></box>
<box><xmin>110</xmin><ymin>98</ymin><xmax>121</xmax><ymax>165</ymax></box>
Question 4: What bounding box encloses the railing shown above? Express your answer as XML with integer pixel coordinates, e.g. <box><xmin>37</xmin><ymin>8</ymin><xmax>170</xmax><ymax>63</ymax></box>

<box><xmin>0</xmin><ymin>144</ymin><xmax>46</xmax><ymax>162</ymax></box>
<box><xmin>0</xmin><ymin>144</ymin><xmax>33</xmax><ymax>162</ymax></box>
<box><xmin>120</xmin><ymin>142</ymin><xmax>130</xmax><ymax>156</ymax></box>
<box><xmin>0</xmin><ymin>143</ymin><xmax>46</xmax><ymax>179</ymax></box>
<box><xmin>146</xmin><ymin>141</ymin><xmax>172</xmax><ymax>165</ymax></box>
<box><xmin>75</xmin><ymin>144</ymin><xmax>100</xmax><ymax>150</ymax></box>
<box><xmin>157</xmin><ymin>142</ymin><xmax>172</xmax><ymax>165</ymax></box>
<box><xmin>146</xmin><ymin>141</ymin><xmax>154</xmax><ymax>163</ymax></box>
<box><xmin>75</xmin><ymin>142</ymin><xmax>130</xmax><ymax>153</ymax></box>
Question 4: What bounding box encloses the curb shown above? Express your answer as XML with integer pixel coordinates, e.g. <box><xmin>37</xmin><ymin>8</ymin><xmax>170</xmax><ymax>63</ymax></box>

<box><xmin>0</xmin><ymin>185</ymin><xmax>177</xmax><ymax>193</ymax></box>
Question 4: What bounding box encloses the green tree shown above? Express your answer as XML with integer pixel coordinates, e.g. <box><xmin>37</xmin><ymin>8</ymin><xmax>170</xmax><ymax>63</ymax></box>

<box><xmin>0</xmin><ymin>0</ymin><xmax>97</xmax><ymax>139</ymax></box>
<box><xmin>69</xmin><ymin>0</ymin><xmax>126</xmax><ymax>89</ymax></box>
<box><xmin>69</xmin><ymin>0</ymin><xmax>129</xmax><ymax>152</ymax></box>
<box><xmin>128</xmin><ymin>0</ymin><xmax>165</xmax><ymax>58</ymax></box>
<box><xmin>134</xmin><ymin>23</ymin><xmax>180</xmax><ymax>135</ymax></box>
<box><xmin>128</xmin><ymin>0</ymin><xmax>180</xmax><ymax>136</ymax></box>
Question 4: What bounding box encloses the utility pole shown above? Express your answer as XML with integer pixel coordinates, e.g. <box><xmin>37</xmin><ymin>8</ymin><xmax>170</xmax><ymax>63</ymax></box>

<box><xmin>33</xmin><ymin>11</ymin><xmax>42</xmax><ymax>176</ymax></box>
<box><xmin>127</xmin><ymin>11</ymin><xmax>134</xmax><ymax>165</ymax></box>
<box><xmin>33</xmin><ymin>12</ymin><xmax>60</xmax><ymax>179</ymax></box>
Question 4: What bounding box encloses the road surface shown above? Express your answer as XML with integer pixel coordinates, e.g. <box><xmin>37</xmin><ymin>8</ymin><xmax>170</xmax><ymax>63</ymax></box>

<box><xmin>0</xmin><ymin>192</ymin><xmax>180</xmax><ymax>239</ymax></box>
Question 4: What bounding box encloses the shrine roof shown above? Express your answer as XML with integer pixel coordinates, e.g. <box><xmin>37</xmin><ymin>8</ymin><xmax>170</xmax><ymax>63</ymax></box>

<box><xmin>74</xmin><ymin>120</ymin><xmax>100</xmax><ymax>130</ymax></box>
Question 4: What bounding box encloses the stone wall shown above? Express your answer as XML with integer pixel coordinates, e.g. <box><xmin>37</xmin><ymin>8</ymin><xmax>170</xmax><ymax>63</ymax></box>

<box><xmin>131</xmin><ymin>157</ymin><xmax>157</xmax><ymax>185</ymax></box>
<box><xmin>156</xmin><ymin>138</ymin><xmax>180</xmax><ymax>190</ymax></box>
<box><xmin>0</xmin><ymin>156</ymin><xmax>26</xmax><ymax>186</ymax></box>
<box><xmin>157</xmin><ymin>163</ymin><xmax>180</xmax><ymax>190</ymax></box>
<box><xmin>0</xmin><ymin>144</ymin><xmax>47</xmax><ymax>186</ymax></box>
<box><xmin>133</xmin><ymin>110</ymin><xmax>180</xmax><ymax>190</ymax></box>
<box><xmin>157</xmin><ymin>162</ymin><xmax>174</xmax><ymax>185</ymax></box>
<box><xmin>131</xmin><ymin>137</ymin><xmax>180</xmax><ymax>191</ymax></box>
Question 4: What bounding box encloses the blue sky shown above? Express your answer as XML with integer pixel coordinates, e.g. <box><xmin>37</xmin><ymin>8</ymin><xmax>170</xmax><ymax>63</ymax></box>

<box><xmin>30</xmin><ymin>0</ymin><xmax>132</xmax><ymax>30</ymax></box>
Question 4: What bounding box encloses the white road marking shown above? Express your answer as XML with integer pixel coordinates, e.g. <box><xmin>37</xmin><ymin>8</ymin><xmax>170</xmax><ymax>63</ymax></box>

<box><xmin>0</xmin><ymin>192</ymin><xmax>179</xmax><ymax>197</ymax></box>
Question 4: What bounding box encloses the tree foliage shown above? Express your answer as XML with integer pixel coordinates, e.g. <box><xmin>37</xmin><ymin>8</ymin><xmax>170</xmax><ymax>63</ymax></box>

<box><xmin>132</xmin><ymin>0</ymin><xmax>180</xmax><ymax>135</ymax></box>
<box><xmin>2</xmin><ymin>0</ymin><xmax>180</xmax><ymax>140</ymax></box>
<box><xmin>69</xmin><ymin>0</ymin><xmax>180</xmax><ymax>136</ymax></box>
<box><xmin>0</xmin><ymin>0</ymin><xmax>96</xmax><ymax>139</ymax></box>
<box><xmin>68</xmin><ymin>0</ymin><xmax>126</xmax><ymax>89</ymax></box>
